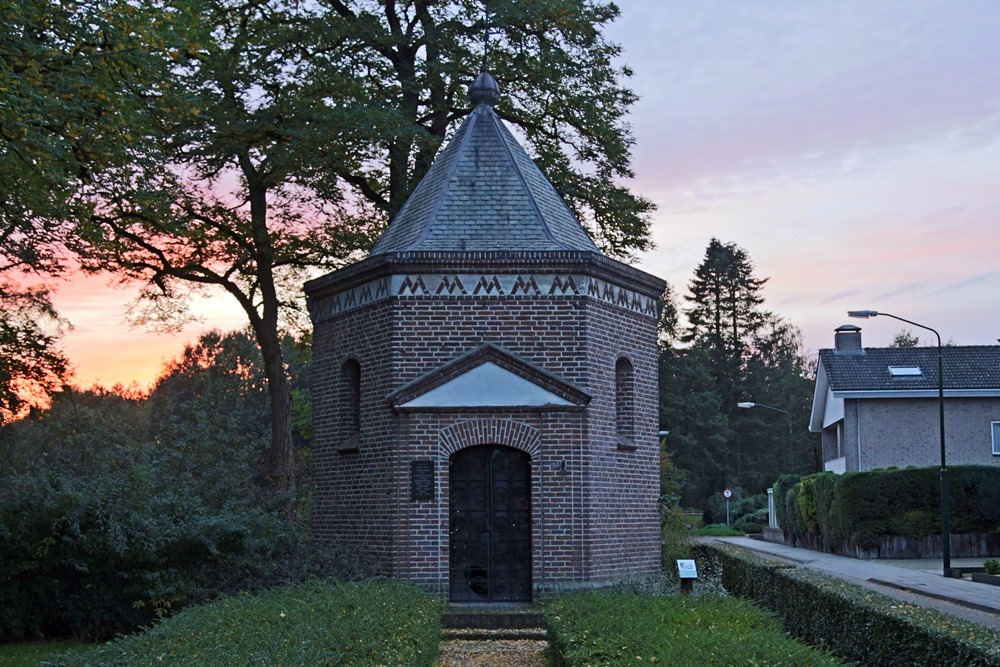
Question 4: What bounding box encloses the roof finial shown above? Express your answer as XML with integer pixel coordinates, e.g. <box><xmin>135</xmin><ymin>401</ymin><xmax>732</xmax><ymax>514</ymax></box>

<box><xmin>469</xmin><ymin>1</ymin><xmax>500</xmax><ymax>107</ymax></box>
<box><xmin>482</xmin><ymin>0</ymin><xmax>490</xmax><ymax>72</ymax></box>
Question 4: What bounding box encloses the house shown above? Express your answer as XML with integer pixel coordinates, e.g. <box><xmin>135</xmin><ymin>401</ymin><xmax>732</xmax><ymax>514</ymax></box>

<box><xmin>810</xmin><ymin>325</ymin><xmax>1000</xmax><ymax>473</ymax></box>
<box><xmin>304</xmin><ymin>70</ymin><xmax>664</xmax><ymax>602</ymax></box>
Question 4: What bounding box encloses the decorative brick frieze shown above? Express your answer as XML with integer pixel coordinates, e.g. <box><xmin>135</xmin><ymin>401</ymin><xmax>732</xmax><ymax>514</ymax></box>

<box><xmin>309</xmin><ymin>271</ymin><xmax>657</xmax><ymax>321</ymax></box>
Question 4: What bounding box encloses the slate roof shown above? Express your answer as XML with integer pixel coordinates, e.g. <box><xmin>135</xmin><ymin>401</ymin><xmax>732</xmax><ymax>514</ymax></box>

<box><xmin>369</xmin><ymin>71</ymin><xmax>600</xmax><ymax>255</ymax></box>
<box><xmin>818</xmin><ymin>346</ymin><xmax>1000</xmax><ymax>393</ymax></box>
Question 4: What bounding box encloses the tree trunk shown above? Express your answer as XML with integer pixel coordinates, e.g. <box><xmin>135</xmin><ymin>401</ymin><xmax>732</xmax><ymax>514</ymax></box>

<box><xmin>245</xmin><ymin>174</ymin><xmax>296</xmax><ymax>497</ymax></box>
<box><xmin>259</xmin><ymin>327</ymin><xmax>296</xmax><ymax>495</ymax></box>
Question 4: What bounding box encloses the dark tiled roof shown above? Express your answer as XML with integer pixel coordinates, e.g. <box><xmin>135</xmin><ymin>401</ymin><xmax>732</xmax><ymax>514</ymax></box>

<box><xmin>819</xmin><ymin>346</ymin><xmax>1000</xmax><ymax>392</ymax></box>
<box><xmin>369</xmin><ymin>93</ymin><xmax>599</xmax><ymax>255</ymax></box>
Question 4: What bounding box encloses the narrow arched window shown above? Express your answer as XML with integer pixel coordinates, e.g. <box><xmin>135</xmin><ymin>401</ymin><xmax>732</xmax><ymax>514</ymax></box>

<box><xmin>615</xmin><ymin>357</ymin><xmax>634</xmax><ymax>444</ymax></box>
<box><xmin>341</xmin><ymin>359</ymin><xmax>361</xmax><ymax>436</ymax></box>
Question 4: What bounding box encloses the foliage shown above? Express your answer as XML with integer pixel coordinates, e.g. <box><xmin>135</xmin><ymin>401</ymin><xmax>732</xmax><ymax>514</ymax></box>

<box><xmin>782</xmin><ymin>466</ymin><xmax>1000</xmax><ymax>550</ymax></box>
<box><xmin>694</xmin><ymin>524</ymin><xmax>745</xmax><ymax>537</ymax></box>
<box><xmin>658</xmin><ymin>449</ymin><xmax>691</xmax><ymax>565</ymax></box>
<box><xmin>659</xmin><ymin>239</ymin><xmax>815</xmax><ymax>508</ymax></box>
<box><xmin>890</xmin><ymin>329</ymin><xmax>921</xmax><ymax>348</ymax></box>
<box><xmin>697</xmin><ymin>542</ymin><xmax>1000</xmax><ymax>667</ymax></box>
<box><xmin>0</xmin><ymin>284</ymin><xmax>70</xmax><ymax>423</ymax></box>
<box><xmin>659</xmin><ymin>345</ymin><xmax>731</xmax><ymax>505</ymax></box>
<box><xmin>0</xmin><ymin>641</ymin><xmax>90</xmax><ymax>667</ymax></box>
<box><xmin>1</xmin><ymin>0</ymin><xmax>190</xmax><ymax>416</ymax></box>
<box><xmin>0</xmin><ymin>332</ymin><xmax>345</xmax><ymax>642</ymax></box>
<box><xmin>545</xmin><ymin>590</ymin><xmax>847</xmax><ymax>666</ymax></box>
<box><xmin>0</xmin><ymin>462</ymin><xmax>367</xmax><ymax>641</ymax></box>
<box><xmin>704</xmin><ymin>489</ymin><xmax>767</xmax><ymax>529</ymax></box>
<box><xmin>68</xmin><ymin>0</ymin><xmax>652</xmax><ymax>491</ymax></box>
<box><xmin>47</xmin><ymin>579</ymin><xmax>441</xmax><ymax>666</ymax></box>
<box><xmin>985</xmin><ymin>560</ymin><xmax>1000</xmax><ymax>576</ymax></box>
<box><xmin>771</xmin><ymin>474</ymin><xmax>801</xmax><ymax>533</ymax></box>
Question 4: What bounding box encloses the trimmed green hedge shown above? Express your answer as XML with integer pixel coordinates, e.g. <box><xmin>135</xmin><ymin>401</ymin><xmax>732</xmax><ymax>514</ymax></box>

<box><xmin>782</xmin><ymin>466</ymin><xmax>1000</xmax><ymax>548</ymax></box>
<box><xmin>696</xmin><ymin>543</ymin><xmax>1000</xmax><ymax>666</ymax></box>
<box><xmin>772</xmin><ymin>474</ymin><xmax>801</xmax><ymax>536</ymax></box>
<box><xmin>46</xmin><ymin>579</ymin><xmax>441</xmax><ymax>667</ymax></box>
<box><xmin>545</xmin><ymin>590</ymin><xmax>846</xmax><ymax>665</ymax></box>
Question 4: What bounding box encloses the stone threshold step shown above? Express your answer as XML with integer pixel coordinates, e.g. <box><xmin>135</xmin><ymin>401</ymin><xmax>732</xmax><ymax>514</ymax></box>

<box><xmin>443</xmin><ymin>608</ymin><xmax>546</xmax><ymax>630</ymax></box>
<box><xmin>442</xmin><ymin>627</ymin><xmax>548</xmax><ymax>641</ymax></box>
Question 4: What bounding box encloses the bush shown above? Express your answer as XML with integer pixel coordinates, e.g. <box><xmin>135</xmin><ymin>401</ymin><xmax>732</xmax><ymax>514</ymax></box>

<box><xmin>0</xmin><ymin>466</ymin><xmax>372</xmax><ymax>641</ymax></box>
<box><xmin>772</xmin><ymin>474</ymin><xmax>801</xmax><ymax>533</ymax></box>
<box><xmin>985</xmin><ymin>559</ymin><xmax>1000</xmax><ymax>576</ymax></box>
<box><xmin>545</xmin><ymin>590</ymin><xmax>846</xmax><ymax>666</ymax></box>
<box><xmin>782</xmin><ymin>466</ymin><xmax>1000</xmax><ymax>549</ymax></box>
<box><xmin>47</xmin><ymin>579</ymin><xmax>441</xmax><ymax>667</ymax></box>
<box><xmin>696</xmin><ymin>542</ymin><xmax>1000</xmax><ymax>666</ymax></box>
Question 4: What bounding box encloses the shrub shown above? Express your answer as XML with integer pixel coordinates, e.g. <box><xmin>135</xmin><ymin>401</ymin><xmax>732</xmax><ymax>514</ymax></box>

<box><xmin>0</xmin><ymin>466</ymin><xmax>372</xmax><ymax>641</ymax></box>
<box><xmin>696</xmin><ymin>543</ymin><xmax>1000</xmax><ymax>666</ymax></box>
<box><xmin>781</xmin><ymin>466</ymin><xmax>1000</xmax><ymax>548</ymax></box>
<box><xmin>47</xmin><ymin>579</ymin><xmax>441</xmax><ymax>667</ymax></box>
<box><xmin>660</xmin><ymin>502</ymin><xmax>693</xmax><ymax>566</ymax></box>
<box><xmin>985</xmin><ymin>559</ymin><xmax>1000</xmax><ymax>576</ymax></box>
<box><xmin>545</xmin><ymin>590</ymin><xmax>846</xmax><ymax>666</ymax></box>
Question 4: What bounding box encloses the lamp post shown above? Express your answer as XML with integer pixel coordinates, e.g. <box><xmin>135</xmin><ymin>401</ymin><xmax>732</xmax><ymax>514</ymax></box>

<box><xmin>848</xmin><ymin>309</ymin><xmax>950</xmax><ymax>577</ymax></box>
<box><xmin>737</xmin><ymin>402</ymin><xmax>794</xmax><ymax>473</ymax></box>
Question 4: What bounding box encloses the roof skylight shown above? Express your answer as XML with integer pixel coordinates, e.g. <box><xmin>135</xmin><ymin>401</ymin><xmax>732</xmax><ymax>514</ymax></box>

<box><xmin>888</xmin><ymin>366</ymin><xmax>923</xmax><ymax>377</ymax></box>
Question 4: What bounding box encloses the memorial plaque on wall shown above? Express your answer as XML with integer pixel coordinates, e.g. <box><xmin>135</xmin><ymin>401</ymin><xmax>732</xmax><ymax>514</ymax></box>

<box><xmin>410</xmin><ymin>460</ymin><xmax>435</xmax><ymax>501</ymax></box>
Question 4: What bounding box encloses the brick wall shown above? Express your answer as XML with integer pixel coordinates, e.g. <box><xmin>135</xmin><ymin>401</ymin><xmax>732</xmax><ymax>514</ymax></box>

<box><xmin>309</xmin><ymin>255</ymin><xmax>664</xmax><ymax>596</ymax></box>
<box><xmin>841</xmin><ymin>397</ymin><xmax>1000</xmax><ymax>471</ymax></box>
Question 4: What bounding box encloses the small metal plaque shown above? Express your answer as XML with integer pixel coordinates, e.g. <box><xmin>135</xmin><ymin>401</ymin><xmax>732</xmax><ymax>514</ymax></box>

<box><xmin>410</xmin><ymin>460</ymin><xmax>435</xmax><ymax>501</ymax></box>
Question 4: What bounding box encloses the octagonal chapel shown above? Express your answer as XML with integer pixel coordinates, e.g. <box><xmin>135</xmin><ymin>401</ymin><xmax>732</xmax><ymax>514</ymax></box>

<box><xmin>305</xmin><ymin>71</ymin><xmax>665</xmax><ymax>602</ymax></box>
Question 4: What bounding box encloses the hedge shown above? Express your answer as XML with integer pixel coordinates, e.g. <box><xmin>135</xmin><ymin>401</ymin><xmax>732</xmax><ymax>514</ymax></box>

<box><xmin>781</xmin><ymin>466</ymin><xmax>1000</xmax><ymax>549</ymax></box>
<box><xmin>46</xmin><ymin>579</ymin><xmax>441</xmax><ymax>667</ymax></box>
<box><xmin>696</xmin><ymin>543</ymin><xmax>1000</xmax><ymax>667</ymax></box>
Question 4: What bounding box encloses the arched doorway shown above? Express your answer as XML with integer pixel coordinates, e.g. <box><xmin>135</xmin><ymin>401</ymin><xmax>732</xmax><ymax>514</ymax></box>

<box><xmin>449</xmin><ymin>445</ymin><xmax>532</xmax><ymax>602</ymax></box>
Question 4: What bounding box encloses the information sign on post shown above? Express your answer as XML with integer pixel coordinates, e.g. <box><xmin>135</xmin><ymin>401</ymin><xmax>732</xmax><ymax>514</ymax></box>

<box><xmin>723</xmin><ymin>488</ymin><xmax>733</xmax><ymax>525</ymax></box>
<box><xmin>676</xmin><ymin>559</ymin><xmax>698</xmax><ymax>594</ymax></box>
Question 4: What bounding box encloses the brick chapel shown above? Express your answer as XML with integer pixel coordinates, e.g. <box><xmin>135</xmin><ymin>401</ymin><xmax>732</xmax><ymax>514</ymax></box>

<box><xmin>305</xmin><ymin>71</ymin><xmax>665</xmax><ymax>602</ymax></box>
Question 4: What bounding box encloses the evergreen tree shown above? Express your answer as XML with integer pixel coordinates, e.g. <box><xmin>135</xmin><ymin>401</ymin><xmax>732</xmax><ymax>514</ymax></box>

<box><xmin>683</xmin><ymin>238</ymin><xmax>769</xmax><ymax>397</ymax></box>
<box><xmin>660</xmin><ymin>239</ymin><xmax>816</xmax><ymax>508</ymax></box>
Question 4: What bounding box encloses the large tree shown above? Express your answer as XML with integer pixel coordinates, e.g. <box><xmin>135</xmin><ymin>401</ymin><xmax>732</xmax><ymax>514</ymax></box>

<box><xmin>1</xmin><ymin>0</ymin><xmax>186</xmax><ymax>414</ymax></box>
<box><xmin>73</xmin><ymin>0</ymin><xmax>653</xmax><ymax>493</ymax></box>
<box><xmin>663</xmin><ymin>239</ymin><xmax>815</xmax><ymax>506</ymax></box>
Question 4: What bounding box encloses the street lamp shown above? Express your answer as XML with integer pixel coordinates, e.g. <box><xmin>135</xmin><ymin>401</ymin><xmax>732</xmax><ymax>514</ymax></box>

<box><xmin>737</xmin><ymin>402</ymin><xmax>794</xmax><ymax>472</ymax></box>
<box><xmin>848</xmin><ymin>309</ymin><xmax>950</xmax><ymax>577</ymax></box>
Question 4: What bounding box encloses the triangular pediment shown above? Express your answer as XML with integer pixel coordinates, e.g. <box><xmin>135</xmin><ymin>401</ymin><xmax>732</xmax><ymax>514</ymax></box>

<box><xmin>389</xmin><ymin>344</ymin><xmax>590</xmax><ymax>412</ymax></box>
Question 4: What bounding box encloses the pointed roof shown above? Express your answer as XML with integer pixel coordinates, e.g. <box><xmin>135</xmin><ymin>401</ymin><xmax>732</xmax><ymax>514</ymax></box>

<box><xmin>369</xmin><ymin>71</ymin><xmax>600</xmax><ymax>255</ymax></box>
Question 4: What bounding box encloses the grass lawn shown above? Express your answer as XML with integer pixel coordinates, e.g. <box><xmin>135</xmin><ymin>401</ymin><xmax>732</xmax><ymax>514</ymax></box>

<box><xmin>0</xmin><ymin>641</ymin><xmax>92</xmax><ymax>667</ymax></box>
<box><xmin>43</xmin><ymin>579</ymin><xmax>440</xmax><ymax>667</ymax></box>
<box><xmin>693</xmin><ymin>524</ymin><xmax>745</xmax><ymax>537</ymax></box>
<box><xmin>546</xmin><ymin>590</ymin><xmax>849</xmax><ymax>665</ymax></box>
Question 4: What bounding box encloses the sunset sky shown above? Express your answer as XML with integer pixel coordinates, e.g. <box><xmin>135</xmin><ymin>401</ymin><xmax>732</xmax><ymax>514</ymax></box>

<box><xmin>53</xmin><ymin>0</ymin><xmax>1000</xmax><ymax>389</ymax></box>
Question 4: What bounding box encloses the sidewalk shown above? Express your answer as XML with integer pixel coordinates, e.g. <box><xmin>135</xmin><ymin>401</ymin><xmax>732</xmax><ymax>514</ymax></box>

<box><xmin>707</xmin><ymin>536</ymin><xmax>1000</xmax><ymax>629</ymax></box>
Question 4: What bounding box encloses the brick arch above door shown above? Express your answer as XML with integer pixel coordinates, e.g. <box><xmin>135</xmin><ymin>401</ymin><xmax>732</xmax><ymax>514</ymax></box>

<box><xmin>439</xmin><ymin>418</ymin><xmax>541</xmax><ymax>459</ymax></box>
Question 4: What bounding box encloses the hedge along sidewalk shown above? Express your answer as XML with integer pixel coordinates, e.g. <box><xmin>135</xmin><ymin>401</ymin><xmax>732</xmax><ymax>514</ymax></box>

<box><xmin>696</xmin><ymin>542</ymin><xmax>1000</xmax><ymax>667</ymax></box>
<box><xmin>710</xmin><ymin>536</ymin><xmax>1000</xmax><ymax>622</ymax></box>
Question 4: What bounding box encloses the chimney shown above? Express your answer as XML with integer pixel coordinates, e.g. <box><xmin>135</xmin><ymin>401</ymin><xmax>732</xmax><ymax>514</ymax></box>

<box><xmin>834</xmin><ymin>324</ymin><xmax>864</xmax><ymax>355</ymax></box>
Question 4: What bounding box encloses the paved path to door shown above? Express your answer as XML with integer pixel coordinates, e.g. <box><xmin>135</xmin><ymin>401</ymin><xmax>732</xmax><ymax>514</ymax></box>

<box><xmin>708</xmin><ymin>536</ymin><xmax>1000</xmax><ymax>629</ymax></box>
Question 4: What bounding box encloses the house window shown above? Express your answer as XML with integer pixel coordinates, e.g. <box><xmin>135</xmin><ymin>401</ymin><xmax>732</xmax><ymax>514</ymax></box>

<box><xmin>888</xmin><ymin>366</ymin><xmax>923</xmax><ymax>377</ymax></box>
<box><xmin>615</xmin><ymin>357</ymin><xmax>634</xmax><ymax>446</ymax></box>
<box><xmin>342</xmin><ymin>359</ymin><xmax>361</xmax><ymax>435</ymax></box>
<box><xmin>993</xmin><ymin>422</ymin><xmax>1000</xmax><ymax>456</ymax></box>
